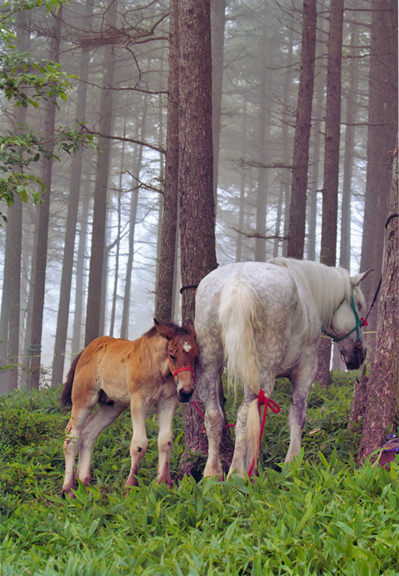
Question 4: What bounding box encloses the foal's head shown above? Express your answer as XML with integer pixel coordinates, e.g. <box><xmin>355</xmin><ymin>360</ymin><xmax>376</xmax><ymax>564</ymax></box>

<box><xmin>154</xmin><ymin>319</ymin><xmax>198</xmax><ymax>402</ymax></box>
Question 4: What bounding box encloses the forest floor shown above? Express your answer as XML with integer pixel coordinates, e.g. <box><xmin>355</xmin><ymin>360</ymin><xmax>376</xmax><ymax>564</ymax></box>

<box><xmin>1</xmin><ymin>373</ymin><xmax>398</xmax><ymax>575</ymax></box>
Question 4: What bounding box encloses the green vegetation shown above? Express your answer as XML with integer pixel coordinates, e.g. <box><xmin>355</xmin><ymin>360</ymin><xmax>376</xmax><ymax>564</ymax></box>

<box><xmin>0</xmin><ymin>0</ymin><xmax>94</xmax><ymax>217</ymax></box>
<box><xmin>1</xmin><ymin>375</ymin><xmax>398</xmax><ymax>575</ymax></box>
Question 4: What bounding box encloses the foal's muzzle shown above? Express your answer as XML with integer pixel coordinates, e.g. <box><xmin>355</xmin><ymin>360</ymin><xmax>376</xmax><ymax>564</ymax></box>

<box><xmin>178</xmin><ymin>389</ymin><xmax>194</xmax><ymax>403</ymax></box>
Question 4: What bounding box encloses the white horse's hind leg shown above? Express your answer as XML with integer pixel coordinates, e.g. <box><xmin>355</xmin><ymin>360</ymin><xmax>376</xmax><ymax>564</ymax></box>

<box><xmin>77</xmin><ymin>403</ymin><xmax>125</xmax><ymax>486</ymax></box>
<box><xmin>228</xmin><ymin>388</ymin><xmax>257</xmax><ymax>478</ymax></box>
<box><xmin>285</xmin><ymin>358</ymin><xmax>317</xmax><ymax>462</ymax></box>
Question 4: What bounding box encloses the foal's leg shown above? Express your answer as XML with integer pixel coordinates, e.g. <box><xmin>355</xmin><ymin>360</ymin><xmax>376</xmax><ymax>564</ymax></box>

<box><xmin>125</xmin><ymin>398</ymin><xmax>148</xmax><ymax>488</ymax></box>
<box><xmin>285</xmin><ymin>356</ymin><xmax>317</xmax><ymax>462</ymax></box>
<box><xmin>77</xmin><ymin>403</ymin><xmax>125</xmax><ymax>486</ymax></box>
<box><xmin>63</xmin><ymin>404</ymin><xmax>92</xmax><ymax>496</ymax></box>
<box><xmin>156</xmin><ymin>397</ymin><xmax>178</xmax><ymax>488</ymax></box>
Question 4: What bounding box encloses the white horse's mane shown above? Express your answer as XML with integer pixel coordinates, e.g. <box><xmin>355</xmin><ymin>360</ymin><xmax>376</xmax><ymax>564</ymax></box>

<box><xmin>271</xmin><ymin>258</ymin><xmax>355</xmax><ymax>329</ymax></box>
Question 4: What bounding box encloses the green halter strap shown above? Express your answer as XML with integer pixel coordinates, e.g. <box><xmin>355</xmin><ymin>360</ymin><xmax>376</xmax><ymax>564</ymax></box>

<box><xmin>323</xmin><ymin>295</ymin><xmax>367</xmax><ymax>343</ymax></box>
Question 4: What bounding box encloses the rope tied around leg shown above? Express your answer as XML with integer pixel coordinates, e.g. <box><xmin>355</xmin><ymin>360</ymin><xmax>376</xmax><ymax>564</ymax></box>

<box><xmin>248</xmin><ymin>390</ymin><xmax>281</xmax><ymax>478</ymax></box>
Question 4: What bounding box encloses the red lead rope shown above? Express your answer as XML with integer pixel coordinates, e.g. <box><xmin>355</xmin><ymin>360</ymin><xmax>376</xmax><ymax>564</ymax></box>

<box><xmin>248</xmin><ymin>390</ymin><xmax>280</xmax><ymax>478</ymax></box>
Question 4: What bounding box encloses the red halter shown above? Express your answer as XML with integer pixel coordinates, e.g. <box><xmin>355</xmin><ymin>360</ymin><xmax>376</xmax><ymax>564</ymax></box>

<box><xmin>169</xmin><ymin>360</ymin><xmax>196</xmax><ymax>382</ymax></box>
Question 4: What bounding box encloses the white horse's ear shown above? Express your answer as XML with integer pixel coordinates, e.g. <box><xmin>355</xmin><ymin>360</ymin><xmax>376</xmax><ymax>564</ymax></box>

<box><xmin>350</xmin><ymin>269</ymin><xmax>373</xmax><ymax>287</ymax></box>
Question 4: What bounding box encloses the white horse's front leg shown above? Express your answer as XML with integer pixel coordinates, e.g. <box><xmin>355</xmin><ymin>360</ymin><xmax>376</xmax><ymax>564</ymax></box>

<box><xmin>126</xmin><ymin>398</ymin><xmax>148</xmax><ymax>487</ymax></box>
<box><xmin>157</xmin><ymin>397</ymin><xmax>178</xmax><ymax>488</ymax></box>
<box><xmin>196</xmin><ymin>364</ymin><xmax>224</xmax><ymax>480</ymax></box>
<box><xmin>285</xmin><ymin>358</ymin><xmax>316</xmax><ymax>462</ymax></box>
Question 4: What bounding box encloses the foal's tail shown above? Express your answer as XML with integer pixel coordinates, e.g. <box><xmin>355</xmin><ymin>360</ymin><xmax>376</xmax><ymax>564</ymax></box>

<box><xmin>60</xmin><ymin>352</ymin><xmax>82</xmax><ymax>408</ymax></box>
<box><xmin>218</xmin><ymin>276</ymin><xmax>262</xmax><ymax>468</ymax></box>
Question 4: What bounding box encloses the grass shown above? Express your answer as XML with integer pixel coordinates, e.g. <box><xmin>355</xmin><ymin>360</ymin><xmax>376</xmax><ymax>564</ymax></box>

<box><xmin>1</xmin><ymin>374</ymin><xmax>399</xmax><ymax>575</ymax></box>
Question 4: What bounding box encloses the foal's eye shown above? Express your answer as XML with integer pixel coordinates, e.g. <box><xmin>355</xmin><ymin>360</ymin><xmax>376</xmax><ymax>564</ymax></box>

<box><xmin>169</xmin><ymin>353</ymin><xmax>176</xmax><ymax>361</ymax></box>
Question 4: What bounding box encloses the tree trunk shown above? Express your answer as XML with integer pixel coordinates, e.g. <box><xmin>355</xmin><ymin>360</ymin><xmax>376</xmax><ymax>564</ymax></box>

<box><xmin>51</xmin><ymin>0</ymin><xmax>94</xmax><ymax>385</ymax></box>
<box><xmin>71</xmin><ymin>178</ymin><xmax>91</xmax><ymax>356</ymax></box>
<box><xmin>177</xmin><ymin>0</ymin><xmax>233</xmax><ymax>478</ymax></box>
<box><xmin>316</xmin><ymin>0</ymin><xmax>344</xmax><ymax>387</ymax></box>
<box><xmin>211</xmin><ymin>0</ymin><xmax>226</xmax><ymax>200</ymax></box>
<box><xmin>178</xmin><ymin>0</ymin><xmax>218</xmax><ymax>323</ymax></box>
<box><xmin>360</xmin><ymin>0</ymin><xmax>398</xmax><ymax>355</ymax></box>
<box><xmin>85</xmin><ymin>0</ymin><xmax>117</xmax><ymax>346</ymax></box>
<box><xmin>155</xmin><ymin>0</ymin><xmax>179</xmax><ymax>322</ymax></box>
<box><xmin>29</xmin><ymin>8</ymin><xmax>62</xmax><ymax>389</ymax></box>
<box><xmin>287</xmin><ymin>0</ymin><xmax>316</xmax><ymax>259</ymax></box>
<box><xmin>339</xmin><ymin>21</ymin><xmax>359</xmax><ymax>272</ymax></box>
<box><xmin>120</xmin><ymin>96</ymin><xmax>147</xmax><ymax>339</ymax></box>
<box><xmin>355</xmin><ymin>151</ymin><xmax>398</xmax><ymax>464</ymax></box>
<box><xmin>255</xmin><ymin>23</ymin><xmax>270</xmax><ymax>262</ymax></box>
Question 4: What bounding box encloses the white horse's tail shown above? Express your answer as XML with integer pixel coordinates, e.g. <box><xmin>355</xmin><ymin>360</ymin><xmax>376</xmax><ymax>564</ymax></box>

<box><xmin>218</xmin><ymin>276</ymin><xmax>261</xmax><ymax>470</ymax></box>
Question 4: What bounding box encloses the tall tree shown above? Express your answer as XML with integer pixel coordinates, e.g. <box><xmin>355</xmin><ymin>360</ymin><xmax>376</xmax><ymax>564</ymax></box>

<box><xmin>84</xmin><ymin>0</ymin><xmax>117</xmax><ymax>346</ymax></box>
<box><xmin>29</xmin><ymin>7</ymin><xmax>63</xmax><ymax>389</ymax></box>
<box><xmin>51</xmin><ymin>0</ymin><xmax>94</xmax><ymax>386</ymax></box>
<box><xmin>155</xmin><ymin>0</ymin><xmax>179</xmax><ymax>322</ymax></box>
<box><xmin>354</xmin><ymin>152</ymin><xmax>398</xmax><ymax>463</ymax></box>
<box><xmin>339</xmin><ymin>20</ymin><xmax>359</xmax><ymax>272</ymax></box>
<box><xmin>360</xmin><ymin>0</ymin><xmax>398</xmax><ymax>345</ymax></box>
<box><xmin>316</xmin><ymin>0</ymin><xmax>344</xmax><ymax>387</ymax></box>
<box><xmin>0</xmin><ymin>8</ymin><xmax>30</xmax><ymax>393</ymax></box>
<box><xmin>177</xmin><ymin>0</ymin><xmax>233</xmax><ymax>476</ymax></box>
<box><xmin>286</xmin><ymin>0</ymin><xmax>317</xmax><ymax>259</ymax></box>
<box><xmin>178</xmin><ymin>0</ymin><xmax>218</xmax><ymax>324</ymax></box>
<box><xmin>211</xmin><ymin>0</ymin><xmax>226</xmax><ymax>199</ymax></box>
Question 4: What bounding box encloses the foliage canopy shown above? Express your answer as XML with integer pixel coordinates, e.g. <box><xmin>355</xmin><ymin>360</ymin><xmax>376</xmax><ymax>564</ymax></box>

<box><xmin>0</xmin><ymin>0</ymin><xmax>93</xmax><ymax>218</ymax></box>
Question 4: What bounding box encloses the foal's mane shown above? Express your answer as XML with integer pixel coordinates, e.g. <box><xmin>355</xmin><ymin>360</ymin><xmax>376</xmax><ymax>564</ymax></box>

<box><xmin>271</xmin><ymin>258</ymin><xmax>352</xmax><ymax>328</ymax></box>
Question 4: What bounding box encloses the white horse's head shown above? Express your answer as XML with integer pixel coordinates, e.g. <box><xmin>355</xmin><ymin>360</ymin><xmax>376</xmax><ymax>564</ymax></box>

<box><xmin>329</xmin><ymin>271</ymin><xmax>371</xmax><ymax>369</ymax></box>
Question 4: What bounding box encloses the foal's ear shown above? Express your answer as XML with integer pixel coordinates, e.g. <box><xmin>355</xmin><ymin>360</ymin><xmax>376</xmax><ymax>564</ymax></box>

<box><xmin>153</xmin><ymin>318</ymin><xmax>176</xmax><ymax>340</ymax></box>
<box><xmin>350</xmin><ymin>269</ymin><xmax>373</xmax><ymax>287</ymax></box>
<box><xmin>185</xmin><ymin>320</ymin><xmax>196</xmax><ymax>339</ymax></box>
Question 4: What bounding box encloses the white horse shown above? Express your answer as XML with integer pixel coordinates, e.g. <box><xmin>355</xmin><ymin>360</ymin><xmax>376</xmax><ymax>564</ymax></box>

<box><xmin>194</xmin><ymin>258</ymin><xmax>370</xmax><ymax>479</ymax></box>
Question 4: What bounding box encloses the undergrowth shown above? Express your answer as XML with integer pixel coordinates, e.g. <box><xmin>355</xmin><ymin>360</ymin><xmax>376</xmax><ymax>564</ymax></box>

<box><xmin>1</xmin><ymin>374</ymin><xmax>398</xmax><ymax>575</ymax></box>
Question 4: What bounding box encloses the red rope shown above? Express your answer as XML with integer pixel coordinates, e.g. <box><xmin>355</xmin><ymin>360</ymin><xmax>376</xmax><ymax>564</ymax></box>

<box><xmin>191</xmin><ymin>399</ymin><xmax>235</xmax><ymax>429</ymax></box>
<box><xmin>248</xmin><ymin>390</ymin><xmax>280</xmax><ymax>478</ymax></box>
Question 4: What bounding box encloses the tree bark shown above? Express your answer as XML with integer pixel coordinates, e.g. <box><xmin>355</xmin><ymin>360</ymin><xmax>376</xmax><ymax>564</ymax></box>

<box><xmin>356</xmin><ymin>150</ymin><xmax>398</xmax><ymax>464</ymax></box>
<box><xmin>287</xmin><ymin>0</ymin><xmax>316</xmax><ymax>259</ymax></box>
